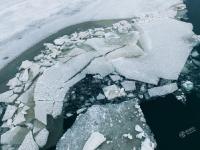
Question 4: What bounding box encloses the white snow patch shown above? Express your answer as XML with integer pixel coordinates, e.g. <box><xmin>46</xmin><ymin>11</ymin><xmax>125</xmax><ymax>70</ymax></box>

<box><xmin>83</xmin><ymin>132</ymin><xmax>106</xmax><ymax>150</ymax></box>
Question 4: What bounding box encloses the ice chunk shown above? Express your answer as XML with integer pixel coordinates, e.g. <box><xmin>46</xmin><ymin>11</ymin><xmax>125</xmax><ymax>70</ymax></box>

<box><xmin>113</xmin><ymin>20</ymin><xmax>132</xmax><ymax>33</ymax></box>
<box><xmin>182</xmin><ymin>81</ymin><xmax>194</xmax><ymax>92</ymax></box>
<box><xmin>57</xmin><ymin>100</ymin><xmax>156</xmax><ymax>150</ymax></box>
<box><xmin>34</xmin><ymin>53</ymin><xmax>96</xmax><ymax>124</ymax></box>
<box><xmin>19</xmin><ymin>69</ymin><xmax>29</xmax><ymax>82</ymax></box>
<box><xmin>19</xmin><ymin>131</ymin><xmax>39</xmax><ymax>150</ymax></box>
<box><xmin>2</xmin><ymin>105</ymin><xmax>17</xmax><ymax>121</ymax></box>
<box><xmin>112</xmin><ymin>57</ymin><xmax>159</xmax><ymax>85</ymax></box>
<box><xmin>141</xmin><ymin>138</ymin><xmax>156</xmax><ymax>150</ymax></box>
<box><xmin>1</xmin><ymin>126</ymin><xmax>29</xmax><ymax>145</ymax></box>
<box><xmin>96</xmin><ymin>93</ymin><xmax>105</xmax><ymax>100</ymax></box>
<box><xmin>17</xmin><ymin>85</ymin><xmax>34</xmax><ymax>106</ymax></box>
<box><xmin>7</xmin><ymin>77</ymin><xmax>22</xmax><ymax>89</ymax></box>
<box><xmin>33</xmin><ymin>120</ymin><xmax>46</xmax><ymax>134</ymax></box>
<box><xmin>54</xmin><ymin>35</ymin><xmax>69</xmax><ymax>46</ymax></box>
<box><xmin>13</xmin><ymin>112</ymin><xmax>26</xmax><ymax>126</ymax></box>
<box><xmin>110</xmin><ymin>74</ymin><xmax>122</xmax><ymax>82</ymax></box>
<box><xmin>103</xmin><ymin>85</ymin><xmax>126</xmax><ymax>100</ymax></box>
<box><xmin>76</xmin><ymin>107</ymin><xmax>87</xmax><ymax>114</ymax></box>
<box><xmin>123</xmin><ymin>133</ymin><xmax>133</xmax><ymax>140</ymax></box>
<box><xmin>19</xmin><ymin>60</ymin><xmax>33</xmax><ymax>70</ymax></box>
<box><xmin>148</xmin><ymin>83</ymin><xmax>178</xmax><ymax>97</ymax></box>
<box><xmin>83</xmin><ymin>132</ymin><xmax>106</xmax><ymax>150</ymax></box>
<box><xmin>0</xmin><ymin>90</ymin><xmax>18</xmax><ymax>103</ymax></box>
<box><xmin>34</xmin><ymin>128</ymin><xmax>49</xmax><ymax>148</ymax></box>
<box><xmin>135</xmin><ymin>125</ymin><xmax>143</xmax><ymax>132</ymax></box>
<box><xmin>121</xmin><ymin>81</ymin><xmax>136</xmax><ymax>92</ymax></box>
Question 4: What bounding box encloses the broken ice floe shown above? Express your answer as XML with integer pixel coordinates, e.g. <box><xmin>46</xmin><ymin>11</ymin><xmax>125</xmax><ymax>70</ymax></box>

<box><xmin>56</xmin><ymin>100</ymin><xmax>156</xmax><ymax>150</ymax></box>
<box><xmin>0</xmin><ymin>1</ymin><xmax>199</xmax><ymax>148</ymax></box>
<box><xmin>103</xmin><ymin>85</ymin><xmax>126</xmax><ymax>100</ymax></box>
<box><xmin>148</xmin><ymin>83</ymin><xmax>178</xmax><ymax>98</ymax></box>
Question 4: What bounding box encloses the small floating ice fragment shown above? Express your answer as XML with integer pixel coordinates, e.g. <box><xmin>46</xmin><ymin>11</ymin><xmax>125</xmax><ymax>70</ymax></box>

<box><xmin>123</xmin><ymin>133</ymin><xmax>133</xmax><ymax>140</ymax></box>
<box><xmin>182</xmin><ymin>81</ymin><xmax>194</xmax><ymax>92</ymax></box>
<box><xmin>121</xmin><ymin>81</ymin><xmax>136</xmax><ymax>92</ymax></box>
<box><xmin>148</xmin><ymin>83</ymin><xmax>178</xmax><ymax>97</ymax></box>
<box><xmin>103</xmin><ymin>84</ymin><xmax>126</xmax><ymax>100</ymax></box>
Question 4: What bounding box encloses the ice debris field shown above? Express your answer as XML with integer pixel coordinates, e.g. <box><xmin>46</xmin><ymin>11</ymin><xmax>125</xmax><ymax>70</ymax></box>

<box><xmin>0</xmin><ymin>0</ymin><xmax>200</xmax><ymax>149</ymax></box>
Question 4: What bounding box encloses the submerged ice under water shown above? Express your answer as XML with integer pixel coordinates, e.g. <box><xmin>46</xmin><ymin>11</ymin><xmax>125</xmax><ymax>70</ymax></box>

<box><xmin>0</xmin><ymin>0</ymin><xmax>200</xmax><ymax>150</ymax></box>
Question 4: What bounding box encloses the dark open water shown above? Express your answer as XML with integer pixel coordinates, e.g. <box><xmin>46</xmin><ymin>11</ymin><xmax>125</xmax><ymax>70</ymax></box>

<box><xmin>140</xmin><ymin>0</ymin><xmax>200</xmax><ymax>150</ymax></box>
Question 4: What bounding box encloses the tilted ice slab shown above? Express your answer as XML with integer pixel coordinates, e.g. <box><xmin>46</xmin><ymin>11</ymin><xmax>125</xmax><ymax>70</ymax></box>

<box><xmin>56</xmin><ymin>100</ymin><xmax>156</xmax><ymax>150</ymax></box>
<box><xmin>0</xmin><ymin>0</ymin><xmax>183</xmax><ymax>70</ymax></box>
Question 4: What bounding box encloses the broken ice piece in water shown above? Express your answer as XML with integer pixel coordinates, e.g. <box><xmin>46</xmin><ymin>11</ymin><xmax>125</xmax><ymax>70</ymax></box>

<box><xmin>181</xmin><ymin>81</ymin><xmax>194</xmax><ymax>92</ymax></box>
<box><xmin>82</xmin><ymin>132</ymin><xmax>106</xmax><ymax>150</ymax></box>
<box><xmin>121</xmin><ymin>81</ymin><xmax>136</xmax><ymax>92</ymax></box>
<box><xmin>110</xmin><ymin>74</ymin><xmax>122</xmax><ymax>81</ymax></box>
<box><xmin>123</xmin><ymin>133</ymin><xmax>133</xmax><ymax>140</ymax></box>
<box><xmin>148</xmin><ymin>83</ymin><xmax>178</xmax><ymax>97</ymax></box>
<box><xmin>96</xmin><ymin>93</ymin><xmax>105</xmax><ymax>100</ymax></box>
<box><xmin>103</xmin><ymin>84</ymin><xmax>126</xmax><ymax>100</ymax></box>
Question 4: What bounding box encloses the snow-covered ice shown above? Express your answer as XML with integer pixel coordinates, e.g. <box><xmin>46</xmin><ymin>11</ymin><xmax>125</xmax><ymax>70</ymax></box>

<box><xmin>0</xmin><ymin>0</ymin><xmax>186</xmax><ymax>71</ymax></box>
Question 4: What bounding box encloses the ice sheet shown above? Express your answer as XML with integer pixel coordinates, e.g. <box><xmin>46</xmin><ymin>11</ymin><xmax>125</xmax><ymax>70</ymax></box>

<box><xmin>0</xmin><ymin>0</ymin><xmax>183</xmax><ymax>70</ymax></box>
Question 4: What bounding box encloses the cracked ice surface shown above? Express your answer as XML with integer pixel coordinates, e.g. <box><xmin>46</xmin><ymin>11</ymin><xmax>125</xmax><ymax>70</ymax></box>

<box><xmin>0</xmin><ymin>0</ymin><xmax>187</xmax><ymax>70</ymax></box>
<box><xmin>56</xmin><ymin>100</ymin><xmax>156</xmax><ymax>150</ymax></box>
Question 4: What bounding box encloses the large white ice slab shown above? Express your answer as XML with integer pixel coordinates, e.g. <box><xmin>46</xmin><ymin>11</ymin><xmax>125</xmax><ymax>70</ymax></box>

<box><xmin>111</xmin><ymin>18</ymin><xmax>195</xmax><ymax>84</ymax></box>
